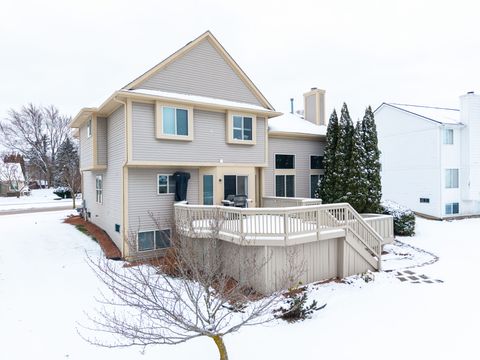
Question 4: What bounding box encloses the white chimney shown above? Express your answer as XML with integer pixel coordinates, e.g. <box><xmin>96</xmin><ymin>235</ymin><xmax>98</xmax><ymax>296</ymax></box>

<box><xmin>303</xmin><ymin>88</ymin><xmax>326</xmax><ymax>126</ymax></box>
<box><xmin>460</xmin><ymin>91</ymin><xmax>480</xmax><ymax>202</ymax></box>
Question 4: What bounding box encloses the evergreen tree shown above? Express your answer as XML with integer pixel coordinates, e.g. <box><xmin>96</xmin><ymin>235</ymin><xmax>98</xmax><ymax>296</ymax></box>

<box><xmin>361</xmin><ymin>106</ymin><xmax>382</xmax><ymax>213</ymax></box>
<box><xmin>344</xmin><ymin>122</ymin><xmax>368</xmax><ymax>211</ymax></box>
<box><xmin>333</xmin><ymin>103</ymin><xmax>354</xmax><ymax>202</ymax></box>
<box><xmin>56</xmin><ymin>137</ymin><xmax>81</xmax><ymax>208</ymax></box>
<box><xmin>315</xmin><ymin>110</ymin><xmax>339</xmax><ymax>202</ymax></box>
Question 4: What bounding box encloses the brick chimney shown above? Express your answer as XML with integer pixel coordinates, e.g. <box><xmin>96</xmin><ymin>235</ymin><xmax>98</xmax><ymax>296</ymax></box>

<box><xmin>303</xmin><ymin>88</ymin><xmax>326</xmax><ymax>125</ymax></box>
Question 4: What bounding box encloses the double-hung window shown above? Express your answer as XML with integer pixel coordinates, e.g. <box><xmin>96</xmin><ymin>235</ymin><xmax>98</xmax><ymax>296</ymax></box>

<box><xmin>157</xmin><ymin>174</ymin><xmax>176</xmax><ymax>195</ymax></box>
<box><xmin>310</xmin><ymin>174</ymin><xmax>324</xmax><ymax>198</ymax></box>
<box><xmin>275</xmin><ymin>175</ymin><xmax>295</xmax><ymax>197</ymax></box>
<box><xmin>445</xmin><ymin>169</ymin><xmax>459</xmax><ymax>188</ymax></box>
<box><xmin>95</xmin><ymin>175</ymin><xmax>103</xmax><ymax>204</ymax></box>
<box><xmin>443</xmin><ymin>129</ymin><xmax>454</xmax><ymax>145</ymax></box>
<box><xmin>138</xmin><ymin>229</ymin><xmax>171</xmax><ymax>251</ymax></box>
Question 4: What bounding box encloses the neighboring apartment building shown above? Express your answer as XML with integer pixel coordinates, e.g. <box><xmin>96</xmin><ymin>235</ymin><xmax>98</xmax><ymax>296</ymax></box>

<box><xmin>71</xmin><ymin>31</ymin><xmax>327</xmax><ymax>258</ymax></box>
<box><xmin>375</xmin><ymin>92</ymin><xmax>480</xmax><ymax>218</ymax></box>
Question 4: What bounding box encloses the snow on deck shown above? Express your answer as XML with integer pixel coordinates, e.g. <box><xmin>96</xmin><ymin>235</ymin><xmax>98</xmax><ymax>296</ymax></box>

<box><xmin>1</xmin><ymin>213</ymin><xmax>479</xmax><ymax>359</ymax></box>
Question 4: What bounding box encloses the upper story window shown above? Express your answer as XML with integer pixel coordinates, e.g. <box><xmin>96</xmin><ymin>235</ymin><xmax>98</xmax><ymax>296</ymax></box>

<box><xmin>87</xmin><ymin>119</ymin><xmax>92</xmax><ymax>138</ymax></box>
<box><xmin>443</xmin><ymin>128</ymin><xmax>454</xmax><ymax>145</ymax></box>
<box><xmin>155</xmin><ymin>102</ymin><xmax>194</xmax><ymax>141</ymax></box>
<box><xmin>310</xmin><ymin>155</ymin><xmax>324</xmax><ymax>169</ymax></box>
<box><xmin>233</xmin><ymin>115</ymin><xmax>252</xmax><ymax>141</ymax></box>
<box><xmin>275</xmin><ymin>154</ymin><xmax>295</xmax><ymax>169</ymax></box>
<box><xmin>95</xmin><ymin>175</ymin><xmax>103</xmax><ymax>203</ymax></box>
<box><xmin>157</xmin><ymin>174</ymin><xmax>176</xmax><ymax>195</ymax></box>
<box><xmin>163</xmin><ymin>107</ymin><xmax>188</xmax><ymax>136</ymax></box>
<box><xmin>226</xmin><ymin>111</ymin><xmax>256</xmax><ymax>145</ymax></box>
<box><xmin>445</xmin><ymin>169</ymin><xmax>459</xmax><ymax>188</ymax></box>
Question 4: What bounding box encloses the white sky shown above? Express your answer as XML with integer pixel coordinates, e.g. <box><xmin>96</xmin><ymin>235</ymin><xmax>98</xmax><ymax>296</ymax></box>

<box><xmin>1</xmin><ymin>0</ymin><xmax>479</xmax><ymax>122</ymax></box>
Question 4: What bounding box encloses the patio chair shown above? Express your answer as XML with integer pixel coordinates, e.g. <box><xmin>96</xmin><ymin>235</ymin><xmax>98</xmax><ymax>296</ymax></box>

<box><xmin>221</xmin><ymin>194</ymin><xmax>235</xmax><ymax>206</ymax></box>
<box><xmin>233</xmin><ymin>195</ymin><xmax>248</xmax><ymax>208</ymax></box>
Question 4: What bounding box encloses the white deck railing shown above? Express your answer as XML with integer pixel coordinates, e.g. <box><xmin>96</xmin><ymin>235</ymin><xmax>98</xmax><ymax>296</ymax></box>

<box><xmin>174</xmin><ymin>202</ymin><xmax>390</xmax><ymax>270</ymax></box>
<box><xmin>262</xmin><ymin>196</ymin><xmax>323</xmax><ymax>207</ymax></box>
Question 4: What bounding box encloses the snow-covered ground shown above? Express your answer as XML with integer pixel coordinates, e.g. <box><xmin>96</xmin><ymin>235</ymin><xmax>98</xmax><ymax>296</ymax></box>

<box><xmin>0</xmin><ymin>188</ymin><xmax>73</xmax><ymax>212</ymax></box>
<box><xmin>0</xmin><ymin>212</ymin><xmax>479</xmax><ymax>359</ymax></box>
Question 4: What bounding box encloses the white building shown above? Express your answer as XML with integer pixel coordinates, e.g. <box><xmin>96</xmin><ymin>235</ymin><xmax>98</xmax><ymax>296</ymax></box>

<box><xmin>374</xmin><ymin>92</ymin><xmax>480</xmax><ymax>218</ymax></box>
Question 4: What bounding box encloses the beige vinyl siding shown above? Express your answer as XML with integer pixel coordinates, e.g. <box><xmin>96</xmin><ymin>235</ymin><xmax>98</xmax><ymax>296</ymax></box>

<box><xmin>133</xmin><ymin>39</ymin><xmax>262</xmax><ymax>106</ymax></box>
<box><xmin>96</xmin><ymin>117</ymin><xmax>107</xmax><ymax>166</ymax></box>
<box><xmin>265</xmin><ymin>137</ymin><xmax>326</xmax><ymax>198</ymax></box>
<box><xmin>305</xmin><ymin>94</ymin><xmax>317</xmax><ymax>124</ymax></box>
<box><xmin>131</xmin><ymin>102</ymin><xmax>266</xmax><ymax>164</ymax></box>
<box><xmin>82</xmin><ymin>106</ymin><xmax>125</xmax><ymax>250</ymax></box>
<box><xmin>127</xmin><ymin>168</ymin><xmax>199</xmax><ymax>250</ymax></box>
<box><xmin>79</xmin><ymin>117</ymin><xmax>93</xmax><ymax>169</ymax></box>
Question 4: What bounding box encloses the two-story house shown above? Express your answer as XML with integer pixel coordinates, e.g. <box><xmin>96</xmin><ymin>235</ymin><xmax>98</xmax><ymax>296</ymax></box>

<box><xmin>375</xmin><ymin>92</ymin><xmax>480</xmax><ymax>218</ymax></box>
<box><xmin>71</xmin><ymin>31</ymin><xmax>329</xmax><ymax>258</ymax></box>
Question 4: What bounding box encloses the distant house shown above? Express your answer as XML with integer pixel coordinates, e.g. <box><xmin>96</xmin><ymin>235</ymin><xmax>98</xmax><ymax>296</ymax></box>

<box><xmin>375</xmin><ymin>92</ymin><xmax>480</xmax><ymax>218</ymax></box>
<box><xmin>0</xmin><ymin>161</ymin><xmax>25</xmax><ymax>196</ymax></box>
<box><xmin>71</xmin><ymin>31</ymin><xmax>392</xmax><ymax>292</ymax></box>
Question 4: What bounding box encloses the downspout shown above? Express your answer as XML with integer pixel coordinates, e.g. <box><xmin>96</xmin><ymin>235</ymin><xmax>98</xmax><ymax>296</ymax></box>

<box><xmin>113</xmin><ymin>96</ymin><xmax>129</xmax><ymax>258</ymax></box>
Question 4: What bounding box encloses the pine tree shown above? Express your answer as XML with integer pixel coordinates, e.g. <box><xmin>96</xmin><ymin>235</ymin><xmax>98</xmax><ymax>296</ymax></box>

<box><xmin>333</xmin><ymin>103</ymin><xmax>354</xmax><ymax>202</ymax></box>
<box><xmin>56</xmin><ymin>137</ymin><xmax>81</xmax><ymax>208</ymax></box>
<box><xmin>316</xmin><ymin>110</ymin><xmax>339</xmax><ymax>202</ymax></box>
<box><xmin>344</xmin><ymin>122</ymin><xmax>368</xmax><ymax>212</ymax></box>
<box><xmin>361</xmin><ymin>106</ymin><xmax>382</xmax><ymax>213</ymax></box>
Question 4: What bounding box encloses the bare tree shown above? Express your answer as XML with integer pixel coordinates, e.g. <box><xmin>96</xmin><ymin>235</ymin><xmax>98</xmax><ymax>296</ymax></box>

<box><xmin>0</xmin><ymin>156</ymin><xmax>26</xmax><ymax>196</ymax></box>
<box><xmin>56</xmin><ymin>137</ymin><xmax>81</xmax><ymax>208</ymax></box>
<box><xmin>80</xmin><ymin>209</ymin><xmax>304</xmax><ymax>360</ymax></box>
<box><xmin>0</xmin><ymin>104</ymin><xmax>71</xmax><ymax>187</ymax></box>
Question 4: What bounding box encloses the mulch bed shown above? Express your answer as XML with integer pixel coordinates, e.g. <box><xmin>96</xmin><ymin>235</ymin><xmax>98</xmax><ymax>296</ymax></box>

<box><xmin>64</xmin><ymin>215</ymin><xmax>122</xmax><ymax>260</ymax></box>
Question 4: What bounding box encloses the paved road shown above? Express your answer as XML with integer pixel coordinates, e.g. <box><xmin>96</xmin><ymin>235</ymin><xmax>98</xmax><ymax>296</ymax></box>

<box><xmin>0</xmin><ymin>205</ymin><xmax>73</xmax><ymax>216</ymax></box>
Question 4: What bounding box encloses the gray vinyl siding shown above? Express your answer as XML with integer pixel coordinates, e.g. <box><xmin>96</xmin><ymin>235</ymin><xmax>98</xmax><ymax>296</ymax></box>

<box><xmin>79</xmin><ymin>117</ymin><xmax>93</xmax><ymax>169</ymax></box>
<box><xmin>127</xmin><ymin>168</ymin><xmax>199</xmax><ymax>255</ymax></box>
<box><xmin>83</xmin><ymin>106</ymin><xmax>125</xmax><ymax>250</ymax></box>
<box><xmin>305</xmin><ymin>94</ymin><xmax>317</xmax><ymax>124</ymax></box>
<box><xmin>132</xmin><ymin>39</ymin><xmax>262</xmax><ymax>106</ymax></box>
<box><xmin>96</xmin><ymin>117</ymin><xmax>107</xmax><ymax>166</ymax></box>
<box><xmin>131</xmin><ymin>102</ymin><xmax>266</xmax><ymax>164</ymax></box>
<box><xmin>265</xmin><ymin>137</ymin><xmax>326</xmax><ymax>198</ymax></box>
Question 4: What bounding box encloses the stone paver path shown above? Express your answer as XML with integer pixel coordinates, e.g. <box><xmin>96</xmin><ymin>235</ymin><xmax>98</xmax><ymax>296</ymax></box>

<box><xmin>394</xmin><ymin>269</ymin><xmax>443</xmax><ymax>284</ymax></box>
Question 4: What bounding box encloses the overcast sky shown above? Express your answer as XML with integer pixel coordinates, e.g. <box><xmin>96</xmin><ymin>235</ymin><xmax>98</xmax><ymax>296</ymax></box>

<box><xmin>1</xmin><ymin>0</ymin><xmax>479</xmax><ymax>122</ymax></box>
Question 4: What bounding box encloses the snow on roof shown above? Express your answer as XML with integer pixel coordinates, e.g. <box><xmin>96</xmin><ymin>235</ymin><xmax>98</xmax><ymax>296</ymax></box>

<box><xmin>386</xmin><ymin>103</ymin><xmax>461</xmax><ymax>125</ymax></box>
<box><xmin>268</xmin><ymin>112</ymin><xmax>327</xmax><ymax>136</ymax></box>
<box><xmin>123</xmin><ymin>89</ymin><xmax>274</xmax><ymax>113</ymax></box>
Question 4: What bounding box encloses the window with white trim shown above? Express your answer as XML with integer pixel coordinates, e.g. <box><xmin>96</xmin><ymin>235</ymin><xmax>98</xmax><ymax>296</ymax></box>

<box><xmin>87</xmin><ymin>119</ymin><xmax>92</xmax><ymax>138</ymax></box>
<box><xmin>223</xmin><ymin>175</ymin><xmax>248</xmax><ymax>198</ymax></box>
<box><xmin>275</xmin><ymin>175</ymin><xmax>295</xmax><ymax>197</ymax></box>
<box><xmin>157</xmin><ymin>174</ymin><xmax>176</xmax><ymax>195</ymax></box>
<box><xmin>162</xmin><ymin>107</ymin><xmax>189</xmax><ymax>136</ymax></box>
<box><xmin>445</xmin><ymin>203</ymin><xmax>459</xmax><ymax>215</ymax></box>
<box><xmin>445</xmin><ymin>169</ymin><xmax>459</xmax><ymax>188</ymax></box>
<box><xmin>95</xmin><ymin>175</ymin><xmax>103</xmax><ymax>204</ymax></box>
<box><xmin>443</xmin><ymin>129</ymin><xmax>454</xmax><ymax>145</ymax></box>
<box><xmin>310</xmin><ymin>155</ymin><xmax>324</xmax><ymax>170</ymax></box>
<box><xmin>275</xmin><ymin>154</ymin><xmax>295</xmax><ymax>169</ymax></box>
<box><xmin>310</xmin><ymin>174</ymin><xmax>324</xmax><ymax>198</ymax></box>
<box><xmin>232</xmin><ymin>115</ymin><xmax>253</xmax><ymax>141</ymax></box>
<box><xmin>137</xmin><ymin>229</ymin><xmax>171</xmax><ymax>251</ymax></box>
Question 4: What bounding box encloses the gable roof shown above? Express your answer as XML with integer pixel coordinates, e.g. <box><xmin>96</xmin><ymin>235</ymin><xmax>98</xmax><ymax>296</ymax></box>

<box><xmin>268</xmin><ymin>112</ymin><xmax>327</xmax><ymax>138</ymax></box>
<box><xmin>376</xmin><ymin>103</ymin><xmax>462</xmax><ymax>125</ymax></box>
<box><xmin>123</xmin><ymin>31</ymin><xmax>275</xmax><ymax>111</ymax></box>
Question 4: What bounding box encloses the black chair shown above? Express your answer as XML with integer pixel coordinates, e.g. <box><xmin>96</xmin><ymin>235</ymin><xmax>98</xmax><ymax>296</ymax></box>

<box><xmin>221</xmin><ymin>194</ymin><xmax>235</xmax><ymax>206</ymax></box>
<box><xmin>233</xmin><ymin>195</ymin><xmax>248</xmax><ymax>208</ymax></box>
